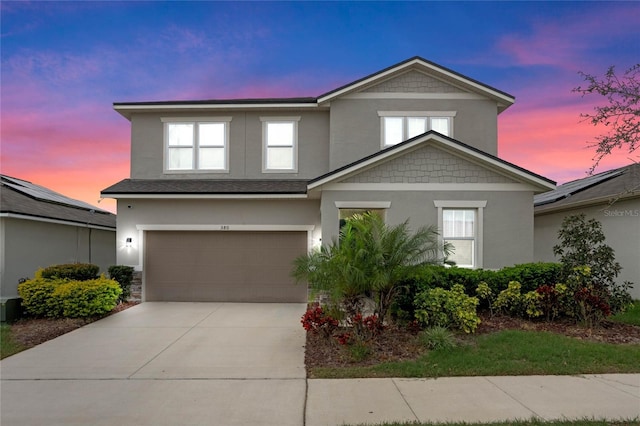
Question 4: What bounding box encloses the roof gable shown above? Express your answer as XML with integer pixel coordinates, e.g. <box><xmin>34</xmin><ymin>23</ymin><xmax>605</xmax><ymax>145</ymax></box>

<box><xmin>309</xmin><ymin>132</ymin><xmax>555</xmax><ymax>193</ymax></box>
<box><xmin>340</xmin><ymin>145</ymin><xmax>519</xmax><ymax>185</ymax></box>
<box><xmin>317</xmin><ymin>57</ymin><xmax>515</xmax><ymax>112</ymax></box>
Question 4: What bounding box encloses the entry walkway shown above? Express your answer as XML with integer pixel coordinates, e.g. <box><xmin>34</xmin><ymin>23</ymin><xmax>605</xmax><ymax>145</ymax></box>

<box><xmin>1</xmin><ymin>303</ymin><xmax>638</xmax><ymax>425</ymax></box>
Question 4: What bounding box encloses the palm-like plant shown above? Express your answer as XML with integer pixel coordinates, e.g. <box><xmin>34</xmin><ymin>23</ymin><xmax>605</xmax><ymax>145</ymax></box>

<box><xmin>292</xmin><ymin>213</ymin><xmax>451</xmax><ymax>321</ymax></box>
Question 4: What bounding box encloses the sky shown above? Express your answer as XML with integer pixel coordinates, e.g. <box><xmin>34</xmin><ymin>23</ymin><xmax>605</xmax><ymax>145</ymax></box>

<box><xmin>1</xmin><ymin>1</ymin><xmax>639</xmax><ymax>214</ymax></box>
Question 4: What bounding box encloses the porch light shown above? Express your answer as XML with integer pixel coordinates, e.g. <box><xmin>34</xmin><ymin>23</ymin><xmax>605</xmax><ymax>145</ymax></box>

<box><xmin>126</xmin><ymin>237</ymin><xmax>133</xmax><ymax>248</ymax></box>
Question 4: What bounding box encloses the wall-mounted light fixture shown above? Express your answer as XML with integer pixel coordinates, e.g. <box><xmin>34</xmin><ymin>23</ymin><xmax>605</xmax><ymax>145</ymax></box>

<box><xmin>126</xmin><ymin>237</ymin><xmax>133</xmax><ymax>248</ymax></box>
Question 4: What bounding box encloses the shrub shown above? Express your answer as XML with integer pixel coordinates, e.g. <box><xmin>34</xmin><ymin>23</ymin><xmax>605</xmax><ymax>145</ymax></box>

<box><xmin>348</xmin><ymin>313</ymin><xmax>385</xmax><ymax>342</ymax></box>
<box><xmin>53</xmin><ymin>276</ymin><xmax>121</xmax><ymax>317</ymax></box>
<box><xmin>391</xmin><ymin>263</ymin><xmax>563</xmax><ymax>321</ymax></box>
<box><xmin>494</xmin><ymin>281</ymin><xmax>542</xmax><ymax>319</ymax></box>
<box><xmin>41</xmin><ymin>263</ymin><xmax>99</xmax><ymax>281</ymax></box>
<box><xmin>419</xmin><ymin>326</ymin><xmax>457</xmax><ymax>350</ymax></box>
<box><xmin>17</xmin><ymin>271</ymin><xmax>120</xmax><ymax>318</ymax></box>
<box><xmin>536</xmin><ymin>283</ymin><xmax>570</xmax><ymax>321</ymax></box>
<box><xmin>565</xmin><ymin>266</ymin><xmax>611</xmax><ymax>327</ymax></box>
<box><xmin>553</xmin><ymin>213</ymin><xmax>632</xmax><ymax>315</ymax></box>
<box><xmin>475</xmin><ymin>281</ymin><xmax>494</xmax><ymax>315</ymax></box>
<box><xmin>108</xmin><ymin>265</ymin><xmax>134</xmax><ymax>303</ymax></box>
<box><xmin>301</xmin><ymin>306</ymin><xmax>339</xmax><ymax>339</ymax></box>
<box><xmin>18</xmin><ymin>272</ymin><xmax>63</xmax><ymax>317</ymax></box>
<box><xmin>414</xmin><ymin>284</ymin><xmax>480</xmax><ymax>333</ymax></box>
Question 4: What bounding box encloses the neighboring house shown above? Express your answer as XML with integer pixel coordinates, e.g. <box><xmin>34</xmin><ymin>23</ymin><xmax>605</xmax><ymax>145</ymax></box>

<box><xmin>102</xmin><ymin>56</ymin><xmax>555</xmax><ymax>303</ymax></box>
<box><xmin>534</xmin><ymin>163</ymin><xmax>640</xmax><ymax>299</ymax></box>
<box><xmin>0</xmin><ymin>175</ymin><xmax>117</xmax><ymax>303</ymax></box>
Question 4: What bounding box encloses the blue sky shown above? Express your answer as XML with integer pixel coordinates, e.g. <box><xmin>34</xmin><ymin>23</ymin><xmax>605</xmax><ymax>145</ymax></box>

<box><xmin>2</xmin><ymin>1</ymin><xmax>639</xmax><ymax>212</ymax></box>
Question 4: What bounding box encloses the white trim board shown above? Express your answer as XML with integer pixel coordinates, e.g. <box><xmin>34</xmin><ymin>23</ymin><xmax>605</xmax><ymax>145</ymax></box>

<box><xmin>321</xmin><ymin>183</ymin><xmax>541</xmax><ymax>192</ymax></box>
<box><xmin>136</xmin><ymin>224</ymin><xmax>315</xmax><ymax>232</ymax></box>
<box><xmin>0</xmin><ymin>213</ymin><xmax>116</xmax><ymax>232</ymax></box>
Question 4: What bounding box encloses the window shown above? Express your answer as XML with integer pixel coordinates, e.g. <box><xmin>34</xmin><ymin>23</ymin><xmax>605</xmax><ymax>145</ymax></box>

<box><xmin>443</xmin><ymin>209</ymin><xmax>476</xmax><ymax>268</ymax></box>
<box><xmin>434</xmin><ymin>200</ymin><xmax>486</xmax><ymax>268</ymax></box>
<box><xmin>261</xmin><ymin>117</ymin><xmax>300</xmax><ymax>172</ymax></box>
<box><xmin>379</xmin><ymin>112</ymin><xmax>455</xmax><ymax>147</ymax></box>
<box><xmin>163</xmin><ymin>117</ymin><xmax>231</xmax><ymax>172</ymax></box>
<box><xmin>335</xmin><ymin>201</ymin><xmax>391</xmax><ymax>231</ymax></box>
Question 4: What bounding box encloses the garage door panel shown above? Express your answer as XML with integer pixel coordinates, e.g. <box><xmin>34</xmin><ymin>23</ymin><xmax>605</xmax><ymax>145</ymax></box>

<box><xmin>145</xmin><ymin>231</ymin><xmax>307</xmax><ymax>302</ymax></box>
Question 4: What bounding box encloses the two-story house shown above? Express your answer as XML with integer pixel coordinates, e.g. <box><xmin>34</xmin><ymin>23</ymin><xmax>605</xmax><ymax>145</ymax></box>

<box><xmin>102</xmin><ymin>57</ymin><xmax>555</xmax><ymax>303</ymax></box>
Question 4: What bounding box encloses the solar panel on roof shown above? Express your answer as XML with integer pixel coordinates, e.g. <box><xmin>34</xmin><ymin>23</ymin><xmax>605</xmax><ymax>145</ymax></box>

<box><xmin>1</xmin><ymin>176</ymin><xmax>108</xmax><ymax>212</ymax></box>
<box><xmin>534</xmin><ymin>169</ymin><xmax>625</xmax><ymax>206</ymax></box>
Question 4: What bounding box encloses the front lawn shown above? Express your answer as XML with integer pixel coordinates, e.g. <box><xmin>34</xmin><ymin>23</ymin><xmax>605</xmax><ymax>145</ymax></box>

<box><xmin>611</xmin><ymin>300</ymin><xmax>640</xmax><ymax>326</ymax></box>
<box><xmin>0</xmin><ymin>323</ymin><xmax>26</xmax><ymax>359</ymax></box>
<box><xmin>306</xmin><ymin>311</ymin><xmax>640</xmax><ymax>378</ymax></box>
<box><xmin>310</xmin><ymin>329</ymin><xmax>640</xmax><ymax>378</ymax></box>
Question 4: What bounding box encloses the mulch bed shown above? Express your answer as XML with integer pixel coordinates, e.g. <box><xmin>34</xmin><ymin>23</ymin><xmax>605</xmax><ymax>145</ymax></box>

<box><xmin>304</xmin><ymin>312</ymin><xmax>640</xmax><ymax>371</ymax></box>
<box><xmin>9</xmin><ymin>302</ymin><xmax>138</xmax><ymax>349</ymax></box>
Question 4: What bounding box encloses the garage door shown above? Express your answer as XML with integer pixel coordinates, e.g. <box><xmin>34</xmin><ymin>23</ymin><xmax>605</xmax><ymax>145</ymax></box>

<box><xmin>145</xmin><ymin>231</ymin><xmax>308</xmax><ymax>302</ymax></box>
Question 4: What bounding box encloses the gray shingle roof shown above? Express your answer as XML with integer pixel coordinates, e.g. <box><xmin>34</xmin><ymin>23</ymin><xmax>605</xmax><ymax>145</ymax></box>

<box><xmin>534</xmin><ymin>163</ymin><xmax>640</xmax><ymax>212</ymax></box>
<box><xmin>101</xmin><ymin>179</ymin><xmax>309</xmax><ymax>195</ymax></box>
<box><xmin>1</xmin><ymin>175</ymin><xmax>116</xmax><ymax>229</ymax></box>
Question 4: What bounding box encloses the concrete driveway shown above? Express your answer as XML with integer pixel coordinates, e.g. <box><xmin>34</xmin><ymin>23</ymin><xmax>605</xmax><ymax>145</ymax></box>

<box><xmin>1</xmin><ymin>302</ymin><xmax>308</xmax><ymax>426</ymax></box>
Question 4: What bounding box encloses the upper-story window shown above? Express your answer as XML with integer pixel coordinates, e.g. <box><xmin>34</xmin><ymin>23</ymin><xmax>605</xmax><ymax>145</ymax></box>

<box><xmin>162</xmin><ymin>117</ymin><xmax>231</xmax><ymax>172</ymax></box>
<box><xmin>261</xmin><ymin>117</ymin><xmax>300</xmax><ymax>172</ymax></box>
<box><xmin>379</xmin><ymin>111</ymin><xmax>456</xmax><ymax>147</ymax></box>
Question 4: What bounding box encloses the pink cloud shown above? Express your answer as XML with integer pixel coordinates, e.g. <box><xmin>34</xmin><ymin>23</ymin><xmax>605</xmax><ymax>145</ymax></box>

<box><xmin>495</xmin><ymin>5</ymin><xmax>640</xmax><ymax>71</ymax></box>
<box><xmin>498</xmin><ymin>100</ymin><xmax>635</xmax><ymax>184</ymax></box>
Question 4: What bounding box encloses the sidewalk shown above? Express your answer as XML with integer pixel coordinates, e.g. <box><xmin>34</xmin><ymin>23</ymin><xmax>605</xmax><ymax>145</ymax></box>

<box><xmin>306</xmin><ymin>374</ymin><xmax>640</xmax><ymax>426</ymax></box>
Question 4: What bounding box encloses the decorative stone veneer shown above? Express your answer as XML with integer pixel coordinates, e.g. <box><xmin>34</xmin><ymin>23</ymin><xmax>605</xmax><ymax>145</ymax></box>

<box><xmin>363</xmin><ymin>70</ymin><xmax>463</xmax><ymax>93</ymax></box>
<box><xmin>130</xmin><ymin>271</ymin><xmax>142</xmax><ymax>302</ymax></box>
<box><xmin>343</xmin><ymin>146</ymin><xmax>515</xmax><ymax>184</ymax></box>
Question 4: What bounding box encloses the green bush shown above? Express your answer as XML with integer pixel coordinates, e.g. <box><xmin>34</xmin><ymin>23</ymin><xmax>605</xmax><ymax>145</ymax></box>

<box><xmin>54</xmin><ymin>277</ymin><xmax>121</xmax><ymax>317</ymax></box>
<box><xmin>108</xmin><ymin>265</ymin><xmax>134</xmax><ymax>303</ymax></box>
<box><xmin>391</xmin><ymin>263</ymin><xmax>562</xmax><ymax>321</ymax></box>
<box><xmin>414</xmin><ymin>284</ymin><xmax>480</xmax><ymax>333</ymax></box>
<box><xmin>41</xmin><ymin>263</ymin><xmax>99</xmax><ymax>281</ymax></box>
<box><xmin>17</xmin><ymin>271</ymin><xmax>120</xmax><ymax>318</ymax></box>
<box><xmin>17</xmin><ymin>273</ymin><xmax>63</xmax><ymax>317</ymax></box>
<box><xmin>494</xmin><ymin>281</ymin><xmax>542</xmax><ymax>319</ymax></box>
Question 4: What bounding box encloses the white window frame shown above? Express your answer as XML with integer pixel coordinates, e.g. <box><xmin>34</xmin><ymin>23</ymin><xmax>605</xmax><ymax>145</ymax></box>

<box><xmin>434</xmin><ymin>200</ymin><xmax>486</xmax><ymax>268</ymax></box>
<box><xmin>261</xmin><ymin>116</ymin><xmax>300</xmax><ymax>173</ymax></box>
<box><xmin>378</xmin><ymin>111</ymin><xmax>456</xmax><ymax>147</ymax></box>
<box><xmin>162</xmin><ymin>117</ymin><xmax>231</xmax><ymax>173</ymax></box>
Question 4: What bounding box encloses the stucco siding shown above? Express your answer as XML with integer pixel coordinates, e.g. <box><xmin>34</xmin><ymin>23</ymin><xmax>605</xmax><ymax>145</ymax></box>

<box><xmin>0</xmin><ymin>218</ymin><xmax>116</xmax><ymax>299</ymax></box>
<box><xmin>328</xmin><ymin>97</ymin><xmax>498</xmax><ymax>170</ymax></box>
<box><xmin>115</xmin><ymin>198</ymin><xmax>321</xmax><ymax>268</ymax></box>
<box><xmin>320</xmin><ymin>189</ymin><xmax>535</xmax><ymax>269</ymax></box>
<box><xmin>129</xmin><ymin>110</ymin><xmax>330</xmax><ymax>180</ymax></box>
<box><xmin>342</xmin><ymin>146</ymin><xmax>515</xmax><ymax>184</ymax></box>
<box><xmin>534</xmin><ymin>199</ymin><xmax>640</xmax><ymax>299</ymax></box>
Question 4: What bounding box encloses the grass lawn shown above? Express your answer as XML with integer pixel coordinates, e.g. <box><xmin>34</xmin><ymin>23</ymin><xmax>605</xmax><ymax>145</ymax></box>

<box><xmin>611</xmin><ymin>300</ymin><xmax>640</xmax><ymax>326</ymax></box>
<box><xmin>0</xmin><ymin>323</ymin><xmax>26</xmax><ymax>359</ymax></box>
<box><xmin>343</xmin><ymin>419</ymin><xmax>640</xmax><ymax>426</ymax></box>
<box><xmin>310</xmin><ymin>329</ymin><xmax>640</xmax><ymax>379</ymax></box>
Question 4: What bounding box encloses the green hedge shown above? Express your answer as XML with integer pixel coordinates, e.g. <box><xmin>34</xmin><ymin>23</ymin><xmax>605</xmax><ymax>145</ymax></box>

<box><xmin>108</xmin><ymin>265</ymin><xmax>134</xmax><ymax>303</ymax></box>
<box><xmin>18</xmin><ymin>273</ymin><xmax>121</xmax><ymax>318</ymax></box>
<box><xmin>392</xmin><ymin>262</ymin><xmax>563</xmax><ymax>322</ymax></box>
<box><xmin>41</xmin><ymin>263</ymin><xmax>100</xmax><ymax>281</ymax></box>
